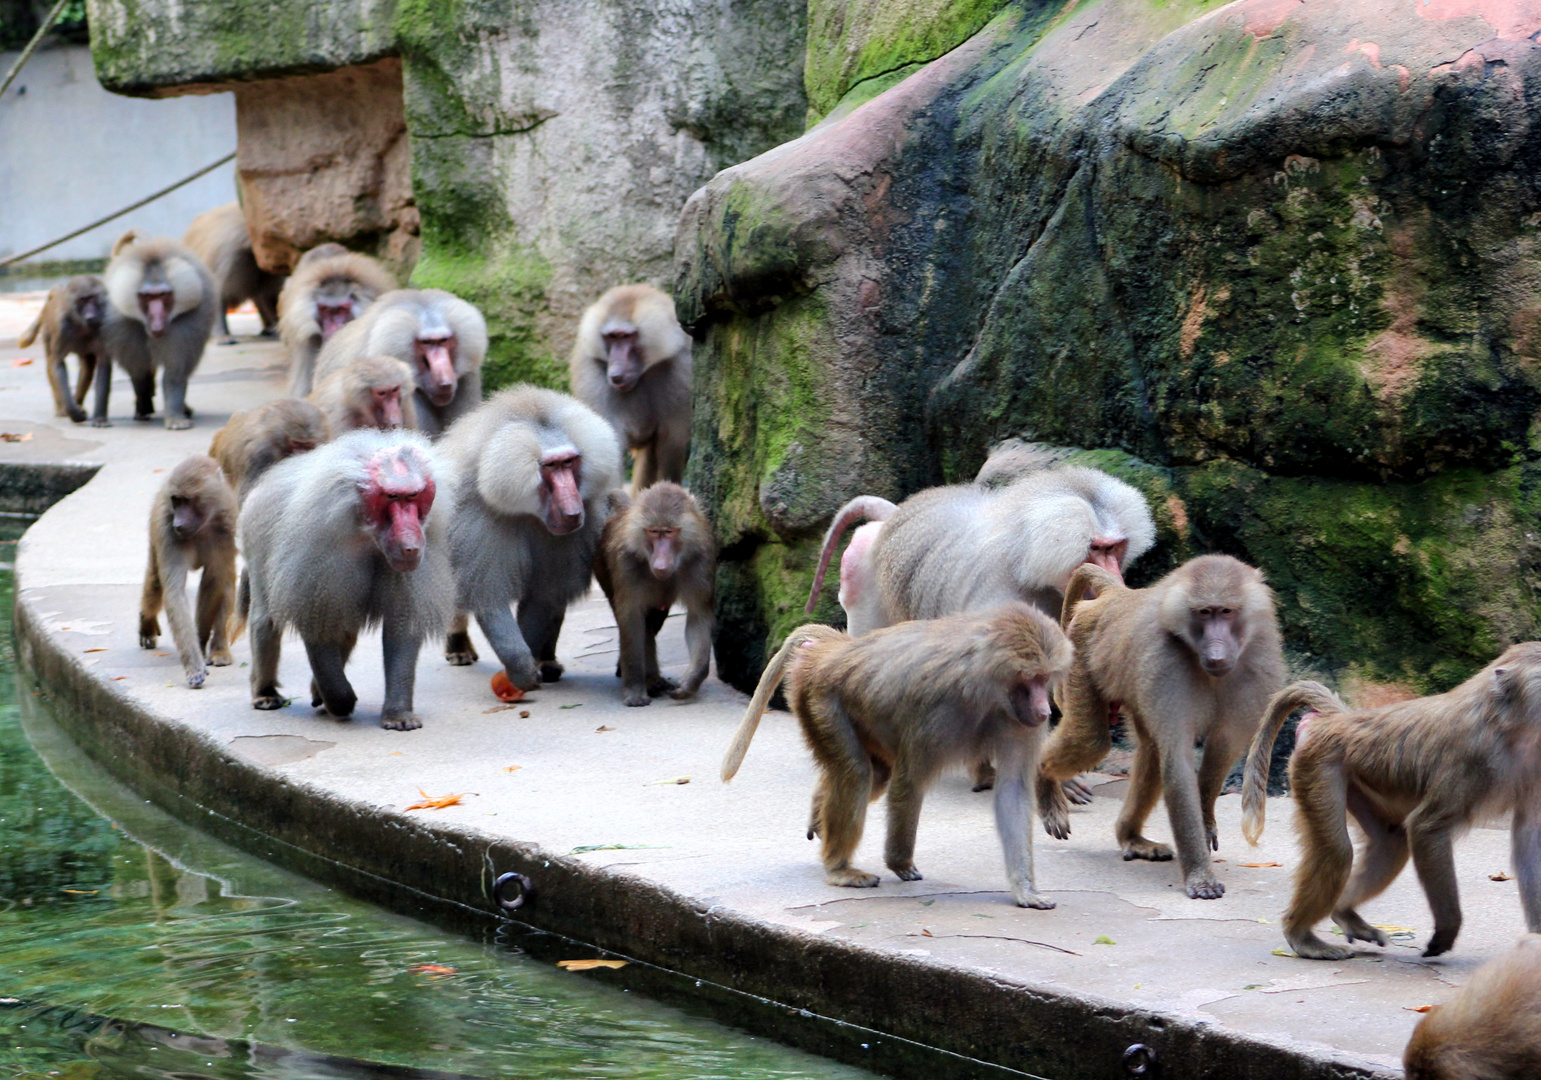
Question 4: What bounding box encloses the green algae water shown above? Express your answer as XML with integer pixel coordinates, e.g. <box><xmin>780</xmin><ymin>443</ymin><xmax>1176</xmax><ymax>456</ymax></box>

<box><xmin>0</xmin><ymin>523</ymin><xmax>876</xmax><ymax>1080</ymax></box>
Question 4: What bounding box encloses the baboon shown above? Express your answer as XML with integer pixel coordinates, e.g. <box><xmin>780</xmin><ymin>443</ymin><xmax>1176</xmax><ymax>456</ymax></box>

<box><xmin>308</xmin><ymin>354</ymin><xmax>417</xmax><ymax>433</ymax></box>
<box><xmin>1404</xmin><ymin>933</ymin><xmax>1541</xmax><ymax>1078</ymax></box>
<box><xmin>722</xmin><ymin>603</ymin><xmax>1073</xmax><ymax>908</ymax></box>
<box><xmin>279</xmin><ymin>245</ymin><xmax>397</xmax><ymax>396</ymax></box>
<box><xmin>568</xmin><ymin>284</ymin><xmax>692</xmax><ymax>490</ymax></box>
<box><xmin>139</xmin><ymin>456</ymin><xmax>238</xmax><ymax>689</ymax></box>
<box><xmin>1037</xmin><ymin>555</ymin><xmax>1284</xmax><ymax>900</ymax></box>
<box><xmin>100</xmin><ymin>233</ymin><xmax>217</xmax><ymax>429</ymax></box>
<box><xmin>183</xmin><ymin>202</ymin><xmax>284</xmax><ymax>341</ymax></box>
<box><xmin>809</xmin><ymin>450</ymin><xmax>1156</xmax><ymax>793</ymax></box>
<box><xmin>17</xmin><ymin>275</ymin><xmax>107</xmax><ymax>423</ymax></box>
<box><xmin>1241</xmin><ymin>646</ymin><xmax>1541</xmax><ymax>959</ymax></box>
<box><xmin>312</xmin><ymin>289</ymin><xmax>487</xmax><ymax>436</ymax></box>
<box><xmin>439</xmin><ymin>386</ymin><xmax>622</xmax><ymax>690</ymax></box>
<box><xmin>594</xmin><ymin>482</ymin><xmax>715</xmax><ymax>706</ymax></box>
<box><xmin>208</xmin><ymin>398</ymin><xmax>330</xmax><ymax>502</ymax></box>
<box><xmin>240</xmin><ymin>430</ymin><xmax>453</xmax><ymax>731</ymax></box>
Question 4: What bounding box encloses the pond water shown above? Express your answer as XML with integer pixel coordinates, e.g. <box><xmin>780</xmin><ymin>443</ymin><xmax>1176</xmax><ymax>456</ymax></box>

<box><xmin>0</xmin><ymin>521</ymin><xmax>877</xmax><ymax>1080</ymax></box>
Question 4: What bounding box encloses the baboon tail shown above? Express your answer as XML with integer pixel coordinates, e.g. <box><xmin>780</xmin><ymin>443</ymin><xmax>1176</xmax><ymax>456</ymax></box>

<box><xmin>16</xmin><ymin>313</ymin><xmax>41</xmax><ymax>350</ymax></box>
<box><xmin>805</xmin><ymin>496</ymin><xmax>898</xmax><ymax>614</ymax></box>
<box><xmin>231</xmin><ymin>567</ymin><xmax>250</xmax><ymax>642</ymax></box>
<box><xmin>721</xmin><ymin>624</ymin><xmax>844</xmax><ymax>782</ymax></box>
<box><xmin>1240</xmin><ymin>681</ymin><xmax>1343</xmax><ymax>845</ymax></box>
<box><xmin>1059</xmin><ymin>563</ymin><xmax>1124</xmax><ymax>630</ymax></box>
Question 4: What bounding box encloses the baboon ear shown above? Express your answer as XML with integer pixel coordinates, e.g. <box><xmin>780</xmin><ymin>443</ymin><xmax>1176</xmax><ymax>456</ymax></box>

<box><xmin>1493</xmin><ymin>665</ymin><xmax>1519</xmax><ymax>700</ymax></box>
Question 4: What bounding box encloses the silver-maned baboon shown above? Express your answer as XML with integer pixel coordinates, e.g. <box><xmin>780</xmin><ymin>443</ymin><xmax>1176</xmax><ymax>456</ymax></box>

<box><xmin>1404</xmin><ymin>933</ymin><xmax>1541</xmax><ymax>1078</ymax></box>
<box><xmin>568</xmin><ymin>284</ymin><xmax>691</xmax><ymax>490</ymax></box>
<box><xmin>100</xmin><ymin>233</ymin><xmax>217</xmax><ymax>429</ymax></box>
<box><xmin>240</xmin><ymin>429</ymin><xmax>453</xmax><ymax>730</ymax></box>
<box><xmin>17</xmin><ymin>275</ymin><xmax>107</xmax><ymax>423</ymax></box>
<box><xmin>183</xmin><ymin>202</ymin><xmax>284</xmax><ymax>341</ymax></box>
<box><xmin>1242</xmin><ymin>646</ymin><xmax>1541</xmax><ymax>959</ymax></box>
<box><xmin>279</xmin><ymin>245</ymin><xmax>397</xmax><ymax>396</ymax></box>
<box><xmin>439</xmin><ymin>386</ymin><xmax>622</xmax><ymax>689</ymax></box>
<box><xmin>594</xmin><ymin>482</ymin><xmax>715</xmax><ymax>705</ymax></box>
<box><xmin>723</xmin><ymin>603</ymin><xmax>1073</xmax><ymax>908</ymax></box>
<box><xmin>312</xmin><ymin>289</ymin><xmax>487</xmax><ymax>436</ymax></box>
<box><xmin>208</xmin><ymin>398</ymin><xmax>331</xmax><ymax>502</ymax></box>
<box><xmin>308</xmin><ymin>354</ymin><xmax>417</xmax><ymax>434</ymax></box>
<box><xmin>139</xmin><ymin>456</ymin><xmax>239</xmax><ymax>689</ymax></box>
<box><xmin>1037</xmin><ymin>555</ymin><xmax>1284</xmax><ymax>900</ymax></box>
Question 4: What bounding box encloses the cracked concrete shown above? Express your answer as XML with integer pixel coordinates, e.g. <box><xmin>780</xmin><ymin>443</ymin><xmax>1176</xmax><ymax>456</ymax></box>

<box><xmin>0</xmin><ymin>290</ymin><xmax>1526</xmax><ymax>1079</ymax></box>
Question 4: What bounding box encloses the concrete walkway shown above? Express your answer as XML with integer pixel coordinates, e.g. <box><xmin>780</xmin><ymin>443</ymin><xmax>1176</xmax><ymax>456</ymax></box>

<box><xmin>2</xmin><ymin>291</ymin><xmax>1527</xmax><ymax>1079</ymax></box>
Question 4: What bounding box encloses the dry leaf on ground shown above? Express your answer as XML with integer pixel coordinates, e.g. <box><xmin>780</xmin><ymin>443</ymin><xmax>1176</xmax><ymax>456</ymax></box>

<box><xmin>647</xmin><ymin>776</ymin><xmax>690</xmax><ymax>786</ymax></box>
<box><xmin>501</xmin><ymin>765</ymin><xmax>523</xmax><ymax>773</ymax></box>
<box><xmin>595</xmin><ymin>725</ymin><xmax>614</xmax><ymax>732</ymax></box>
<box><xmin>1240</xmin><ymin>862</ymin><xmax>1282</xmax><ymax>868</ymax></box>
<box><xmin>405</xmin><ymin>789</ymin><xmax>477</xmax><ymax>811</ymax></box>
<box><xmin>557</xmin><ymin>959</ymin><xmax>628</xmax><ymax>971</ymax></box>
<box><xmin>1491</xmin><ymin>871</ymin><xmax>1514</xmax><ymax>881</ymax></box>
<box><xmin>1405</xmin><ymin>1005</ymin><xmax>1434</xmax><ymax>1013</ymax></box>
<box><xmin>8</xmin><ymin>358</ymin><xmax>31</xmax><ymax>367</ymax></box>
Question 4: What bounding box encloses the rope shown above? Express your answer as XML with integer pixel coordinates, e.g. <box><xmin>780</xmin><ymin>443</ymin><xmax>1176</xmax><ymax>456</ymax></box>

<box><xmin>0</xmin><ymin>151</ymin><xmax>237</xmax><ymax>269</ymax></box>
<box><xmin>0</xmin><ymin>0</ymin><xmax>71</xmax><ymax>100</ymax></box>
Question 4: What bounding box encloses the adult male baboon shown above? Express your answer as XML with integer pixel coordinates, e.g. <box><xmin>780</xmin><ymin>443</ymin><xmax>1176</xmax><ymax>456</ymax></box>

<box><xmin>100</xmin><ymin>233</ymin><xmax>217</xmax><ymax>429</ymax></box>
<box><xmin>240</xmin><ymin>430</ymin><xmax>453</xmax><ymax>730</ymax></box>
<box><xmin>1037</xmin><ymin>555</ymin><xmax>1284</xmax><ymax>899</ymax></box>
<box><xmin>279</xmin><ymin>245</ymin><xmax>397</xmax><ymax>395</ymax></box>
<box><xmin>568</xmin><ymin>284</ymin><xmax>691</xmax><ymax>489</ymax></box>
<box><xmin>439</xmin><ymin>386</ymin><xmax>622</xmax><ymax>690</ymax></box>
<box><xmin>208</xmin><ymin>398</ymin><xmax>330</xmax><ymax>501</ymax></box>
<box><xmin>1242</xmin><ymin>646</ymin><xmax>1541</xmax><ymax>959</ymax></box>
<box><xmin>139</xmin><ymin>456</ymin><xmax>238</xmax><ymax>689</ymax></box>
<box><xmin>17</xmin><ymin>275</ymin><xmax>107</xmax><ymax>423</ymax></box>
<box><xmin>308</xmin><ymin>355</ymin><xmax>417</xmax><ymax>433</ymax></box>
<box><xmin>1404</xmin><ymin>933</ymin><xmax>1541</xmax><ymax>1078</ymax></box>
<box><xmin>312</xmin><ymin>289</ymin><xmax>487</xmax><ymax>435</ymax></box>
<box><xmin>723</xmin><ymin>603</ymin><xmax>1073</xmax><ymax>908</ymax></box>
<box><xmin>594</xmin><ymin>482</ymin><xmax>715</xmax><ymax>705</ymax></box>
<box><xmin>183</xmin><ymin>202</ymin><xmax>284</xmax><ymax>341</ymax></box>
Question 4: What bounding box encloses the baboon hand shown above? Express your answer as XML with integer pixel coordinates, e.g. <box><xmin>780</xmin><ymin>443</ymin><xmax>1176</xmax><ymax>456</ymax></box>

<box><xmin>1037</xmin><ymin>775</ymin><xmax>1072</xmax><ymax>839</ymax></box>
<box><xmin>1063</xmin><ymin>776</ymin><xmax>1095</xmax><ymax>805</ymax></box>
<box><xmin>186</xmin><ymin>668</ymin><xmax>206</xmax><ymax>689</ymax></box>
<box><xmin>1423</xmin><ymin>927</ymin><xmax>1459</xmax><ymax>957</ymax></box>
<box><xmin>1014</xmin><ymin>890</ymin><xmax>1057</xmax><ymax>910</ymax></box>
<box><xmin>890</xmin><ymin>864</ymin><xmax>923</xmax><ymax>882</ymax></box>
<box><xmin>623</xmin><ymin>689</ymin><xmax>652</xmax><ymax>707</ymax></box>
<box><xmin>207</xmin><ymin>649</ymin><xmax>233</xmax><ymax>667</ymax></box>
<box><xmin>252</xmin><ymin>693</ymin><xmax>286</xmax><ymax>710</ymax></box>
<box><xmin>382</xmin><ymin>711</ymin><xmax>422</xmax><ymax>732</ymax></box>
<box><xmin>1184</xmin><ymin>873</ymin><xmax>1225</xmax><ymax>900</ymax></box>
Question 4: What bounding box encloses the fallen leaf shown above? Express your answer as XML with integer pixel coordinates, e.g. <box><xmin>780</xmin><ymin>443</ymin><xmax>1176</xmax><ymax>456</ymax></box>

<box><xmin>647</xmin><ymin>776</ymin><xmax>690</xmax><ymax>786</ymax></box>
<box><xmin>920</xmin><ymin>928</ymin><xmax>933</xmax><ymax>937</ymax></box>
<box><xmin>1491</xmin><ymin>871</ymin><xmax>1514</xmax><ymax>881</ymax></box>
<box><xmin>153</xmin><ymin>653</ymin><xmax>168</xmax><ymax>657</ymax></box>
<box><xmin>561</xmin><ymin>703</ymin><xmax>583</xmax><ymax>710</ymax></box>
<box><xmin>491</xmin><ymin>671</ymin><xmax>525</xmax><ymax>702</ymax></box>
<box><xmin>9</xmin><ymin>358</ymin><xmax>31</xmax><ymax>367</ymax></box>
<box><xmin>61</xmin><ymin>888</ymin><xmax>98</xmax><ymax>895</ymax></box>
<box><xmin>410</xmin><ymin>964</ymin><xmax>456</xmax><ymax>976</ymax></box>
<box><xmin>570</xmin><ymin>843</ymin><xmax>663</xmax><ymax>853</ymax></box>
<box><xmin>557</xmin><ymin>959</ymin><xmax>628</xmax><ymax>971</ymax></box>
<box><xmin>501</xmin><ymin>765</ymin><xmax>523</xmax><ymax>773</ymax></box>
<box><xmin>0</xmin><ymin>430</ymin><xmax>31</xmax><ymax>439</ymax></box>
<box><xmin>918</xmin><ymin>899</ymin><xmax>935</xmax><ymax>906</ymax></box>
<box><xmin>595</xmin><ymin>725</ymin><xmax>614</xmax><ymax>732</ymax></box>
<box><xmin>1242</xmin><ymin>983</ymin><xmax>1264</xmax><ymax>990</ymax></box>
<box><xmin>1271</xmin><ymin>948</ymin><xmax>1297</xmax><ymax>957</ymax></box>
<box><xmin>110</xmin><ymin>676</ymin><xmax>127</xmax><ymax>681</ymax></box>
<box><xmin>405</xmin><ymin>789</ymin><xmax>477</xmax><ymax>811</ymax></box>
<box><xmin>1093</xmin><ymin>936</ymin><xmax>1116</xmax><ymax>945</ymax></box>
<box><xmin>1405</xmin><ymin>1005</ymin><xmax>1434</xmax><ymax>1013</ymax></box>
<box><xmin>519</xmin><ymin>710</ymin><xmax>530</xmax><ymax>718</ymax></box>
<box><xmin>389</xmin><ymin>751</ymin><xmax>402</xmax><ymax>756</ymax></box>
<box><xmin>82</xmin><ymin>648</ymin><xmax>107</xmax><ymax>654</ymax></box>
<box><xmin>1240</xmin><ymin>862</ymin><xmax>1282</xmax><ymax>868</ymax></box>
<box><xmin>483</xmin><ymin>704</ymin><xmax>522</xmax><ymax>714</ymax></box>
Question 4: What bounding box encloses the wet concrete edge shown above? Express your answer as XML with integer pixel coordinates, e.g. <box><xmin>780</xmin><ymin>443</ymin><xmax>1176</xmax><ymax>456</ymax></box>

<box><xmin>10</xmin><ymin>505</ymin><xmax>1392</xmax><ymax>1080</ymax></box>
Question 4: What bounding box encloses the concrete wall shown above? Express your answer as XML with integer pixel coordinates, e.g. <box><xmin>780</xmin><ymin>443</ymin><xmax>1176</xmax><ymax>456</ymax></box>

<box><xmin>0</xmin><ymin>44</ymin><xmax>236</xmax><ymax>265</ymax></box>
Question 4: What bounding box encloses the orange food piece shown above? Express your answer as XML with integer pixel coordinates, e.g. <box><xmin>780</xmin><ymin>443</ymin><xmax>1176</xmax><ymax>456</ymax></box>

<box><xmin>491</xmin><ymin>671</ymin><xmax>526</xmax><ymax>702</ymax></box>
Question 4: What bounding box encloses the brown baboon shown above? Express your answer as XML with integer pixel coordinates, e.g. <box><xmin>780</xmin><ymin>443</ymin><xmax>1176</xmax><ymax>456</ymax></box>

<box><xmin>209</xmin><ymin>399</ymin><xmax>331</xmax><ymax>502</ymax></box>
<box><xmin>312</xmin><ymin>289</ymin><xmax>487</xmax><ymax>436</ymax></box>
<box><xmin>594</xmin><ymin>482</ymin><xmax>715</xmax><ymax>706</ymax></box>
<box><xmin>17</xmin><ymin>275</ymin><xmax>107</xmax><ymax>423</ymax></box>
<box><xmin>439</xmin><ymin>386</ymin><xmax>623</xmax><ymax>689</ymax></box>
<box><xmin>722</xmin><ymin>603</ymin><xmax>1073</xmax><ymax>908</ymax></box>
<box><xmin>308</xmin><ymin>354</ymin><xmax>418</xmax><ymax>433</ymax></box>
<box><xmin>568</xmin><ymin>285</ymin><xmax>692</xmax><ymax>490</ymax></box>
<box><xmin>240</xmin><ymin>430</ymin><xmax>453</xmax><ymax>731</ymax></box>
<box><xmin>100</xmin><ymin>233</ymin><xmax>217</xmax><ymax>429</ymax></box>
<box><xmin>279</xmin><ymin>245</ymin><xmax>397</xmax><ymax>396</ymax></box>
<box><xmin>139</xmin><ymin>456</ymin><xmax>239</xmax><ymax>689</ymax></box>
<box><xmin>183</xmin><ymin>202</ymin><xmax>284</xmax><ymax>341</ymax></box>
<box><xmin>1037</xmin><ymin>555</ymin><xmax>1284</xmax><ymax>900</ymax></box>
<box><xmin>1404</xmin><ymin>933</ymin><xmax>1541</xmax><ymax>1078</ymax></box>
<box><xmin>1241</xmin><ymin>647</ymin><xmax>1541</xmax><ymax>960</ymax></box>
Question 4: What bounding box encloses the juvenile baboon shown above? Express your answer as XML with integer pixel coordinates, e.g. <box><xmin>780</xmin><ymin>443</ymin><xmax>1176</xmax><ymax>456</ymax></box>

<box><xmin>312</xmin><ymin>289</ymin><xmax>487</xmax><ymax>435</ymax></box>
<box><xmin>439</xmin><ymin>386</ymin><xmax>622</xmax><ymax>690</ymax></box>
<box><xmin>594</xmin><ymin>482</ymin><xmax>715</xmax><ymax>706</ymax></box>
<box><xmin>568</xmin><ymin>284</ymin><xmax>692</xmax><ymax>490</ymax></box>
<box><xmin>183</xmin><ymin>202</ymin><xmax>284</xmax><ymax>341</ymax></box>
<box><xmin>722</xmin><ymin>603</ymin><xmax>1073</xmax><ymax>908</ymax></box>
<box><xmin>1037</xmin><ymin>555</ymin><xmax>1284</xmax><ymax>900</ymax></box>
<box><xmin>17</xmin><ymin>275</ymin><xmax>107</xmax><ymax>423</ymax></box>
<box><xmin>208</xmin><ymin>398</ymin><xmax>331</xmax><ymax>502</ymax></box>
<box><xmin>100</xmin><ymin>233</ymin><xmax>217</xmax><ymax>429</ymax></box>
<box><xmin>1404</xmin><ymin>933</ymin><xmax>1541</xmax><ymax>1078</ymax></box>
<box><xmin>240</xmin><ymin>430</ymin><xmax>453</xmax><ymax>730</ymax></box>
<box><xmin>279</xmin><ymin>245</ymin><xmax>397</xmax><ymax>395</ymax></box>
<box><xmin>139</xmin><ymin>456</ymin><xmax>239</xmax><ymax>689</ymax></box>
<box><xmin>1241</xmin><ymin>646</ymin><xmax>1541</xmax><ymax>959</ymax></box>
<box><xmin>308</xmin><ymin>354</ymin><xmax>418</xmax><ymax>434</ymax></box>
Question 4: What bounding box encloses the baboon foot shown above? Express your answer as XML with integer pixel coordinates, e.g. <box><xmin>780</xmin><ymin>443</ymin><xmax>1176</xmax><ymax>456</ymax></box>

<box><xmin>1288</xmin><ymin>932</ymin><xmax>1356</xmax><ymax>961</ymax></box>
<box><xmin>1013</xmin><ymin>890</ymin><xmax>1056</xmax><ymax>910</ymax></box>
<box><xmin>1063</xmin><ymin>775</ymin><xmax>1095</xmax><ymax>805</ymax></box>
<box><xmin>207</xmin><ymin>649</ymin><xmax>233</xmax><ymax>667</ymax></box>
<box><xmin>1184</xmin><ymin>873</ymin><xmax>1225</xmax><ymax>900</ymax></box>
<box><xmin>667</xmin><ymin>684</ymin><xmax>698</xmax><ymax>701</ymax></box>
<box><xmin>138</xmin><ymin>619</ymin><xmax>158</xmax><ymax>649</ymax></box>
<box><xmin>444</xmin><ymin>631</ymin><xmax>478</xmax><ymax>665</ymax></box>
<box><xmin>1120</xmin><ymin>836</ymin><xmax>1173</xmax><ymax>861</ymax></box>
<box><xmin>134</xmin><ymin>412</ymin><xmax>155</xmax><ymax>423</ymax></box>
<box><xmin>252</xmin><ymin>693</ymin><xmax>285</xmax><ymax>710</ymax></box>
<box><xmin>1423</xmin><ymin>926</ymin><xmax>1459</xmax><ymax>958</ymax></box>
<box><xmin>185</xmin><ymin>668</ymin><xmax>206</xmax><ymax>689</ymax></box>
<box><xmin>971</xmin><ymin>759</ymin><xmax>996</xmax><ymax>792</ymax></box>
<box><xmin>1335</xmin><ymin>911</ymin><xmax>1388</xmax><ymax>947</ymax></box>
<box><xmin>90</xmin><ymin>418</ymin><xmax>112</xmax><ymax>428</ymax></box>
<box><xmin>646</xmin><ymin>674</ymin><xmax>679</xmax><ymax>697</ymax></box>
<box><xmin>318</xmin><ymin>691</ymin><xmax>357</xmax><ymax>719</ymax></box>
<box><xmin>623</xmin><ymin>689</ymin><xmax>652</xmax><ymax>707</ymax></box>
<box><xmin>218</xmin><ymin>337</ymin><xmax>239</xmax><ymax>346</ymax></box>
<box><xmin>258</xmin><ymin>327</ymin><xmax>278</xmax><ymax>339</ymax></box>
<box><xmin>889</xmin><ymin>863</ymin><xmax>923</xmax><ymax>882</ymax></box>
<box><xmin>539</xmin><ymin>660</ymin><xmax>565</xmax><ymax>683</ymax></box>
<box><xmin>827</xmin><ymin>867</ymin><xmax>880</xmax><ymax>888</ymax></box>
<box><xmin>165</xmin><ymin>415</ymin><xmax>193</xmax><ymax>431</ymax></box>
<box><xmin>381</xmin><ymin>711</ymin><xmax>422</xmax><ymax>732</ymax></box>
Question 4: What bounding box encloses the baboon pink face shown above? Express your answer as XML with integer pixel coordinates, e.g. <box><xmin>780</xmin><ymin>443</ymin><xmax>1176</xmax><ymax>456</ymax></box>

<box><xmin>1086</xmin><ymin>537</ymin><xmax>1128</xmax><ymax>578</ymax></box>
<box><xmin>316</xmin><ymin>299</ymin><xmax>355</xmax><ymax>340</ymax></box>
<box><xmin>645</xmin><ymin>526</ymin><xmax>681</xmax><ymax>580</ymax></box>
<box><xmin>363</xmin><ymin>449</ymin><xmax>435</xmax><ymax>572</ymax></box>
<box><xmin>1190</xmin><ymin>605</ymin><xmax>1243</xmax><ymax>676</ymax></box>
<box><xmin>1011</xmin><ymin>674</ymin><xmax>1053</xmax><ymax>727</ymax></box>
<box><xmin>372</xmin><ymin>384</ymin><xmax>404</xmax><ymax>428</ymax></box>
<box><xmin>415</xmin><ymin>333</ymin><xmax>458</xmax><ymax>406</ymax></box>
<box><xmin>539</xmin><ymin>450</ymin><xmax>584</xmax><ymax>535</ymax></box>
<box><xmin>603</xmin><ymin>326</ymin><xmax>642</xmax><ymax>392</ymax></box>
<box><xmin>139</xmin><ymin>284</ymin><xmax>173</xmax><ymax>336</ymax></box>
